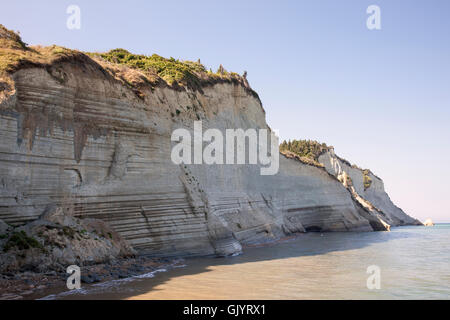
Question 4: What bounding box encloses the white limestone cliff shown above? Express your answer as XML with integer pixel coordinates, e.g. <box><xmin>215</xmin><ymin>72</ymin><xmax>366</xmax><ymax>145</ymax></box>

<box><xmin>318</xmin><ymin>149</ymin><xmax>422</xmax><ymax>229</ymax></box>
<box><xmin>0</xmin><ymin>44</ymin><xmax>421</xmax><ymax>258</ymax></box>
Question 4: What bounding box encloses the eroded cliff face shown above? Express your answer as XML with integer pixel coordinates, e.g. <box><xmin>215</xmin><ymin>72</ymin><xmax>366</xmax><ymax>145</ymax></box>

<box><xmin>0</xmin><ymin>52</ymin><xmax>419</xmax><ymax>257</ymax></box>
<box><xmin>318</xmin><ymin>150</ymin><xmax>422</xmax><ymax>227</ymax></box>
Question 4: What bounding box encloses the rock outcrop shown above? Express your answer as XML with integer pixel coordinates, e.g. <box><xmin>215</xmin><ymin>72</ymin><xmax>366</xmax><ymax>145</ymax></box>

<box><xmin>0</xmin><ymin>208</ymin><xmax>135</xmax><ymax>273</ymax></box>
<box><xmin>0</xmin><ymin>26</ymin><xmax>421</xmax><ymax>259</ymax></box>
<box><xmin>318</xmin><ymin>149</ymin><xmax>422</xmax><ymax>228</ymax></box>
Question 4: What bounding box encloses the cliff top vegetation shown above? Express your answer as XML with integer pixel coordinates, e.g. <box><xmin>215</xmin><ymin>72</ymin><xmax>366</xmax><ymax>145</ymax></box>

<box><xmin>280</xmin><ymin>139</ymin><xmax>380</xmax><ymax>183</ymax></box>
<box><xmin>280</xmin><ymin>139</ymin><xmax>331</xmax><ymax>165</ymax></box>
<box><xmin>0</xmin><ymin>25</ymin><xmax>257</xmax><ymax>99</ymax></box>
<box><xmin>88</xmin><ymin>48</ymin><xmax>244</xmax><ymax>87</ymax></box>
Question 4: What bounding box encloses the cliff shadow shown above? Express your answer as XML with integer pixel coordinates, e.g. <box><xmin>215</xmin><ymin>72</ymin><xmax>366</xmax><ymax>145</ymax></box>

<box><xmin>40</xmin><ymin>226</ymin><xmax>422</xmax><ymax>300</ymax></box>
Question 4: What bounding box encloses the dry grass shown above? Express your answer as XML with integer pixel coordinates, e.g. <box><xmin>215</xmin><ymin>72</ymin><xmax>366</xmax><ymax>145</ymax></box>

<box><xmin>0</xmin><ymin>25</ymin><xmax>81</xmax><ymax>74</ymax></box>
<box><xmin>0</xmin><ymin>24</ymin><xmax>260</xmax><ymax>104</ymax></box>
<box><xmin>280</xmin><ymin>150</ymin><xmax>325</xmax><ymax>168</ymax></box>
<box><xmin>363</xmin><ymin>169</ymin><xmax>373</xmax><ymax>190</ymax></box>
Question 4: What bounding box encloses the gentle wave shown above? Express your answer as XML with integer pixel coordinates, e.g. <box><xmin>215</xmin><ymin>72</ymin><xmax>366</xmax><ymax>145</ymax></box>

<box><xmin>43</xmin><ymin>224</ymin><xmax>450</xmax><ymax>300</ymax></box>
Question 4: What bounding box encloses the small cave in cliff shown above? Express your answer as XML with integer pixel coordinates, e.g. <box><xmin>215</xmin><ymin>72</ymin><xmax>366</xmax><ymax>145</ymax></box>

<box><xmin>305</xmin><ymin>226</ymin><xmax>323</xmax><ymax>232</ymax></box>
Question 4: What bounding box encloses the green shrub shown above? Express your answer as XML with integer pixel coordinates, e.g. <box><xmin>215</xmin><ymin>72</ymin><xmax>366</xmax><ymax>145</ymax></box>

<box><xmin>97</xmin><ymin>49</ymin><xmax>207</xmax><ymax>86</ymax></box>
<box><xmin>280</xmin><ymin>139</ymin><xmax>331</xmax><ymax>161</ymax></box>
<box><xmin>3</xmin><ymin>231</ymin><xmax>44</xmax><ymax>252</ymax></box>
<box><xmin>62</xmin><ymin>226</ymin><xmax>76</xmax><ymax>239</ymax></box>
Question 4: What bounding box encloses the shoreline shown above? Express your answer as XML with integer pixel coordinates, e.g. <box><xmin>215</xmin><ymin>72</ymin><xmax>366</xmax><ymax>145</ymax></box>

<box><xmin>1</xmin><ymin>225</ymin><xmax>428</xmax><ymax>300</ymax></box>
<box><xmin>0</xmin><ymin>234</ymin><xmax>305</xmax><ymax>300</ymax></box>
<box><xmin>0</xmin><ymin>255</ymin><xmax>181</xmax><ymax>300</ymax></box>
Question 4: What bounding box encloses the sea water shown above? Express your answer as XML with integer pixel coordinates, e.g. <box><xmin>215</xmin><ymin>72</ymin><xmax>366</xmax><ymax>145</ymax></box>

<box><xmin>40</xmin><ymin>224</ymin><xmax>450</xmax><ymax>300</ymax></box>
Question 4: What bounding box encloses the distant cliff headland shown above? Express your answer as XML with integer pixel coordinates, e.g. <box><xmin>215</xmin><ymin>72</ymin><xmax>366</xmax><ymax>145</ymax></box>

<box><xmin>0</xmin><ymin>24</ymin><xmax>422</xmax><ymax>275</ymax></box>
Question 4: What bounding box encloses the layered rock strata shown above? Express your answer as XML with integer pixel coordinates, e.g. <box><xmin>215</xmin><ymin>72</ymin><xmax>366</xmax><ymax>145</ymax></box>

<box><xmin>0</xmin><ymin>32</ymin><xmax>421</xmax><ymax>258</ymax></box>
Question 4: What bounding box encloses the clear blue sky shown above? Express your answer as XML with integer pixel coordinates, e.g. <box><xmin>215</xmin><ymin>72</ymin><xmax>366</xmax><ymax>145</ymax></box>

<box><xmin>1</xmin><ymin>0</ymin><xmax>449</xmax><ymax>222</ymax></box>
